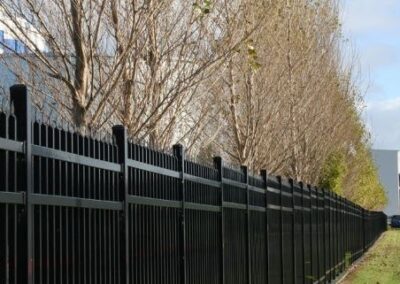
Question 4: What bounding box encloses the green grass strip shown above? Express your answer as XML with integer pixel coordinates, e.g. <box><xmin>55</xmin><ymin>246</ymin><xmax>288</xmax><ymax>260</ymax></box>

<box><xmin>342</xmin><ymin>229</ymin><xmax>400</xmax><ymax>284</ymax></box>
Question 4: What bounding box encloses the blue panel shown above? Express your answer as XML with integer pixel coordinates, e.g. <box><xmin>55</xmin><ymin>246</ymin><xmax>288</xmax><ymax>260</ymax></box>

<box><xmin>4</xmin><ymin>38</ymin><xmax>16</xmax><ymax>52</ymax></box>
<box><xmin>15</xmin><ymin>40</ymin><xmax>25</xmax><ymax>53</ymax></box>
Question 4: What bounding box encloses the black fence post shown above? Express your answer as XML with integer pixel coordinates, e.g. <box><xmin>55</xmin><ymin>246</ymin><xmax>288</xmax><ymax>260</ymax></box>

<box><xmin>335</xmin><ymin>193</ymin><xmax>339</xmax><ymax>277</ymax></box>
<box><xmin>10</xmin><ymin>84</ymin><xmax>33</xmax><ymax>284</ymax></box>
<box><xmin>173</xmin><ymin>144</ymin><xmax>186</xmax><ymax>284</ymax></box>
<box><xmin>358</xmin><ymin>205</ymin><xmax>361</xmax><ymax>258</ymax></box>
<box><xmin>289</xmin><ymin>178</ymin><xmax>297</xmax><ymax>284</ymax></box>
<box><xmin>326</xmin><ymin>190</ymin><xmax>331</xmax><ymax>282</ymax></box>
<box><xmin>112</xmin><ymin>125</ymin><xmax>129</xmax><ymax>284</ymax></box>
<box><xmin>260</xmin><ymin>169</ymin><xmax>269</xmax><ymax>284</ymax></box>
<box><xmin>307</xmin><ymin>184</ymin><xmax>313</xmax><ymax>282</ymax></box>
<box><xmin>299</xmin><ymin>181</ymin><xmax>305</xmax><ymax>284</ymax></box>
<box><xmin>315</xmin><ymin>186</ymin><xmax>321</xmax><ymax>282</ymax></box>
<box><xmin>349</xmin><ymin>201</ymin><xmax>352</xmax><ymax>263</ymax></box>
<box><xmin>362</xmin><ymin>208</ymin><xmax>366</xmax><ymax>252</ymax></box>
<box><xmin>277</xmin><ymin>176</ymin><xmax>284</xmax><ymax>283</ymax></box>
<box><xmin>213</xmin><ymin>156</ymin><xmax>224</xmax><ymax>284</ymax></box>
<box><xmin>340</xmin><ymin>196</ymin><xmax>344</xmax><ymax>273</ymax></box>
<box><xmin>241</xmin><ymin>165</ymin><xmax>251</xmax><ymax>284</ymax></box>
<box><xmin>322</xmin><ymin>188</ymin><xmax>327</xmax><ymax>282</ymax></box>
<box><xmin>344</xmin><ymin>197</ymin><xmax>347</xmax><ymax>271</ymax></box>
<box><xmin>344</xmin><ymin>199</ymin><xmax>348</xmax><ymax>265</ymax></box>
<box><xmin>338</xmin><ymin>195</ymin><xmax>342</xmax><ymax>274</ymax></box>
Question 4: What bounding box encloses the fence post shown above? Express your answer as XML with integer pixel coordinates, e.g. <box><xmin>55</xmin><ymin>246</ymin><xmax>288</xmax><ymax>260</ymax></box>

<box><xmin>307</xmin><ymin>184</ymin><xmax>313</xmax><ymax>282</ymax></box>
<box><xmin>10</xmin><ymin>84</ymin><xmax>33</xmax><ymax>284</ymax></box>
<box><xmin>112</xmin><ymin>125</ymin><xmax>129</xmax><ymax>284</ymax></box>
<box><xmin>349</xmin><ymin>201</ymin><xmax>352</xmax><ymax>262</ymax></box>
<box><xmin>260</xmin><ymin>169</ymin><xmax>269</xmax><ymax>284</ymax></box>
<box><xmin>335</xmin><ymin>193</ymin><xmax>340</xmax><ymax>276</ymax></box>
<box><xmin>315</xmin><ymin>186</ymin><xmax>321</xmax><ymax>282</ymax></box>
<box><xmin>361</xmin><ymin>208</ymin><xmax>365</xmax><ymax>252</ymax></box>
<box><xmin>322</xmin><ymin>188</ymin><xmax>329</xmax><ymax>281</ymax></box>
<box><xmin>327</xmin><ymin>190</ymin><xmax>332</xmax><ymax>282</ymax></box>
<box><xmin>241</xmin><ymin>165</ymin><xmax>251</xmax><ymax>284</ymax></box>
<box><xmin>213</xmin><ymin>156</ymin><xmax>224</xmax><ymax>284</ymax></box>
<box><xmin>289</xmin><ymin>178</ymin><xmax>297</xmax><ymax>284</ymax></box>
<box><xmin>338</xmin><ymin>195</ymin><xmax>341</xmax><ymax>274</ymax></box>
<box><xmin>359</xmin><ymin>205</ymin><xmax>361</xmax><ymax>257</ymax></box>
<box><xmin>277</xmin><ymin>176</ymin><xmax>284</xmax><ymax>283</ymax></box>
<box><xmin>299</xmin><ymin>181</ymin><xmax>305</xmax><ymax>284</ymax></box>
<box><xmin>173</xmin><ymin>144</ymin><xmax>186</xmax><ymax>284</ymax></box>
<box><xmin>340</xmin><ymin>195</ymin><xmax>343</xmax><ymax>272</ymax></box>
<box><xmin>340</xmin><ymin>196</ymin><xmax>344</xmax><ymax>273</ymax></box>
<box><xmin>344</xmin><ymin>197</ymin><xmax>347</xmax><ymax>271</ymax></box>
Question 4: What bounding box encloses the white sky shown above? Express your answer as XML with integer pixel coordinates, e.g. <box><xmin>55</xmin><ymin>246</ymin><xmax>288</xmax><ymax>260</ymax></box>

<box><xmin>341</xmin><ymin>0</ymin><xmax>400</xmax><ymax>150</ymax></box>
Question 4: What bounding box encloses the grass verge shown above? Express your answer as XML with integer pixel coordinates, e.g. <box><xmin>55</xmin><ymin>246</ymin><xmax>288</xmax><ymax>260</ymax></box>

<box><xmin>340</xmin><ymin>229</ymin><xmax>400</xmax><ymax>284</ymax></box>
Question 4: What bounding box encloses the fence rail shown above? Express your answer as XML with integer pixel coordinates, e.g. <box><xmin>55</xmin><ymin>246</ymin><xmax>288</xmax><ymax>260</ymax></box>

<box><xmin>0</xmin><ymin>85</ymin><xmax>387</xmax><ymax>284</ymax></box>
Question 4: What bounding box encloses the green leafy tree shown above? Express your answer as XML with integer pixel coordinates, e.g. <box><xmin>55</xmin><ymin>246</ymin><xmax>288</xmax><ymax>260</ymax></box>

<box><xmin>319</xmin><ymin>151</ymin><xmax>347</xmax><ymax>195</ymax></box>
<box><xmin>345</xmin><ymin>144</ymin><xmax>387</xmax><ymax>210</ymax></box>
<box><xmin>319</xmin><ymin>144</ymin><xmax>387</xmax><ymax>210</ymax></box>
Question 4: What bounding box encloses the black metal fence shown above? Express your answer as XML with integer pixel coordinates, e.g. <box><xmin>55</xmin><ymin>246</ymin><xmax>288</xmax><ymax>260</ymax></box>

<box><xmin>0</xmin><ymin>85</ymin><xmax>387</xmax><ymax>284</ymax></box>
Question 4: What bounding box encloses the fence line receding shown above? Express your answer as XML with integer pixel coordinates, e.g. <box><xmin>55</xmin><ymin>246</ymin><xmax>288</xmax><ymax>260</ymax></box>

<box><xmin>0</xmin><ymin>85</ymin><xmax>387</xmax><ymax>284</ymax></box>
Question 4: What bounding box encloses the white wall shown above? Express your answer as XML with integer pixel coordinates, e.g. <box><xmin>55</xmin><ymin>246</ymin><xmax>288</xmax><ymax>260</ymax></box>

<box><xmin>372</xmin><ymin>149</ymin><xmax>400</xmax><ymax>216</ymax></box>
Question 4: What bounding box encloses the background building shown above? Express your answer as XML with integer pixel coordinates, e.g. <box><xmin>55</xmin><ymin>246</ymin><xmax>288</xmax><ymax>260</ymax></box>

<box><xmin>372</xmin><ymin>149</ymin><xmax>400</xmax><ymax>216</ymax></box>
<box><xmin>0</xmin><ymin>7</ymin><xmax>46</xmax><ymax>54</ymax></box>
<box><xmin>0</xmin><ymin>8</ymin><xmax>47</xmax><ymax>93</ymax></box>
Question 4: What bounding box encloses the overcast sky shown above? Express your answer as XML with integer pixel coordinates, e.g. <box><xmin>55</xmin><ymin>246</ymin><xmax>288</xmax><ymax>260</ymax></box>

<box><xmin>342</xmin><ymin>0</ymin><xmax>400</xmax><ymax>150</ymax></box>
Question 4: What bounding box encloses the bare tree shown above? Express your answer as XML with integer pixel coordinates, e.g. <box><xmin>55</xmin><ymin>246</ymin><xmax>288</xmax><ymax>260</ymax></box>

<box><xmin>0</xmin><ymin>0</ymin><xmax>251</xmax><ymax>148</ymax></box>
<box><xmin>0</xmin><ymin>0</ymin><xmax>386</xmax><ymax>206</ymax></box>
<box><xmin>212</xmin><ymin>0</ymin><xmax>373</xmax><ymax>187</ymax></box>
<box><xmin>0</xmin><ymin>0</ymin><xmax>135</xmax><ymax>128</ymax></box>
<box><xmin>107</xmin><ymin>0</ymin><xmax>257</xmax><ymax>149</ymax></box>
